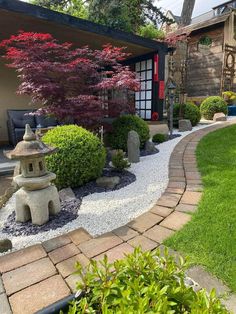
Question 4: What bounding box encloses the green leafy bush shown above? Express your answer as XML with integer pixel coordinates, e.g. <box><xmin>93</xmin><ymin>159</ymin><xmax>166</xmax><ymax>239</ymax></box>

<box><xmin>200</xmin><ymin>96</ymin><xmax>228</xmax><ymax>120</ymax></box>
<box><xmin>222</xmin><ymin>91</ymin><xmax>236</xmax><ymax>105</ymax></box>
<box><xmin>68</xmin><ymin>248</ymin><xmax>228</xmax><ymax>313</ymax></box>
<box><xmin>42</xmin><ymin>125</ymin><xmax>106</xmax><ymax>189</ymax></box>
<box><xmin>173</xmin><ymin>102</ymin><xmax>201</xmax><ymax>127</ymax></box>
<box><xmin>108</xmin><ymin>115</ymin><xmax>150</xmax><ymax>151</ymax></box>
<box><xmin>112</xmin><ymin>150</ymin><xmax>130</xmax><ymax>172</ymax></box>
<box><xmin>152</xmin><ymin>133</ymin><xmax>167</xmax><ymax>143</ymax></box>
<box><xmin>138</xmin><ymin>23</ymin><xmax>165</xmax><ymax>40</ymax></box>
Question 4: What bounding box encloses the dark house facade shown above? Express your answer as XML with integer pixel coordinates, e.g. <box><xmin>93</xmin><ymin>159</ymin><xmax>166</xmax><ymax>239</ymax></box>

<box><xmin>0</xmin><ymin>0</ymin><xmax>168</xmax><ymax>144</ymax></box>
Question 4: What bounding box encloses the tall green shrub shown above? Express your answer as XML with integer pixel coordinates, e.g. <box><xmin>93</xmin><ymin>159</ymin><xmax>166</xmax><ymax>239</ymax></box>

<box><xmin>42</xmin><ymin>125</ymin><xmax>106</xmax><ymax>189</ymax></box>
<box><xmin>200</xmin><ymin>96</ymin><xmax>228</xmax><ymax>120</ymax></box>
<box><xmin>108</xmin><ymin>115</ymin><xmax>150</xmax><ymax>151</ymax></box>
<box><xmin>173</xmin><ymin>102</ymin><xmax>201</xmax><ymax>127</ymax></box>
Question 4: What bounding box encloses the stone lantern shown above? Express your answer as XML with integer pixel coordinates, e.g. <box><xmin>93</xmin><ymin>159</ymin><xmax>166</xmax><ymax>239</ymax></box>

<box><xmin>5</xmin><ymin>124</ymin><xmax>60</xmax><ymax>225</ymax></box>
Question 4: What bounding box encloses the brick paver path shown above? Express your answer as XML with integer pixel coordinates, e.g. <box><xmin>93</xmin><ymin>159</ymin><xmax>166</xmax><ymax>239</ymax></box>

<box><xmin>0</xmin><ymin>121</ymin><xmax>235</xmax><ymax>314</ymax></box>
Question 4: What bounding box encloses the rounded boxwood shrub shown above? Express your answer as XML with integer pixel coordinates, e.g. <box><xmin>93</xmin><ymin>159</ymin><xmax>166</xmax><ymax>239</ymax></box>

<box><xmin>152</xmin><ymin>133</ymin><xmax>166</xmax><ymax>143</ymax></box>
<box><xmin>108</xmin><ymin>115</ymin><xmax>150</xmax><ymax>151</ymax></box>
<box><xmin>42</xmin><ymin>125</ymin><xmax>106</xmax><ymax>189</ymax></box>
<box><xmin>200</xmin><ymin>96</ymin><xmax>228</xmax><ymax>120</ymax></box>
<box><xmin>68</xmin><ymin>248</ymin><xmax>228</xmax><ymax>313</ymax></box>
<box><xmin>173</xmin><ymin>102</ymin><xmax>201</xmax><ymax>127</ymax></box>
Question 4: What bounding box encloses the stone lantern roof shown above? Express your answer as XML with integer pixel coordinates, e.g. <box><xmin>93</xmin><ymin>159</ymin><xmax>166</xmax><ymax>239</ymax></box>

<box><xmin>5</xmin><ymin>124</ymin><xmax>57</xmax><ymax>160</ymax></box>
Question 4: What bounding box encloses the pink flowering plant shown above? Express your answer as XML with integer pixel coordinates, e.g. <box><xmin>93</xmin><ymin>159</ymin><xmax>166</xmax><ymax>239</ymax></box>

<box><xmin>0</xmin><ymin>31</ymin><xmax>140</xmax><ymax>127</ymax></box>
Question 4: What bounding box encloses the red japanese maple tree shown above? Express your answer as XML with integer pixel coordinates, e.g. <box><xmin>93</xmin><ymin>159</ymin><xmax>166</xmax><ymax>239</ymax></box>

<box><xmin>0</xmin><ymin>31</ymin><xmax>140</xmax><ymax>127</ymax></box>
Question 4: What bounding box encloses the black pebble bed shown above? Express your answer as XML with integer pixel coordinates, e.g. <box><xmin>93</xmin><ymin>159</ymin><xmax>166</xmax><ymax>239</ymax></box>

<box><xmin>2</xmin><ymin>169</ymin><xmax>136</xmax><ymax>237</ymax></box>
<box><xmin>2</xmin><ymin>134</ymin><xmax>181</xmax><ymax>237</ymax></box>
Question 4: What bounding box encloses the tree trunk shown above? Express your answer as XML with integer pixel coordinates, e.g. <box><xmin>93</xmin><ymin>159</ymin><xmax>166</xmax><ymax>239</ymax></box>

<box><xmin>180</xmin><ymin>0</ymin><xmax>196</xmax><ymax>26</ymax></box>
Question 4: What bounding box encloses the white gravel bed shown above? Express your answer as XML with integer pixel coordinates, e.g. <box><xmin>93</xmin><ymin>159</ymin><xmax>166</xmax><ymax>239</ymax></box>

<box><xmin>0</xmin><ymin>121</ymin><xmax>229</xmax><ymax>253</ymax></box>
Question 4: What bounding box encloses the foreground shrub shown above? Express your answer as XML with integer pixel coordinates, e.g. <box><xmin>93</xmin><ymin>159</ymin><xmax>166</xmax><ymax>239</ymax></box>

<box><xmin>42</xmin><ymin>125</ymin><xmax>106</xmax><ymax>189</ymax></box>
<box><xmin>68</xmin><ymin>248</ymin><xmax>228</xmax><ymax>313</ymax></box>
<box><xmin>112</xmin><ymin>150</ymin><xmax>130</xmax><ymax>172</ymax></box>
<box><xmin>152</xmin><ymin>133</ymin><xmax>167</xmax><ymax>143</ymax></box>
<box><xmin>200</xmin><ymin>96</ymin><xmax>228</xmax><ymax>120</ymax></box>
<box><xmin>109</xmin><ymin>115</ymin><xmax>150</xmax><ymax>151</ymax></box>
<box><xmin>173</xmin><ymin>102</ymin><xmax>201</xmax><ymax>127</ymax></box>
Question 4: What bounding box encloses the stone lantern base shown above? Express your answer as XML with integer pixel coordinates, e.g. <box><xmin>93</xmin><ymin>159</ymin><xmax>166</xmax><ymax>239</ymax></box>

<box><xmin>15</xmin><ymin>185</ymin><xmax>60</xmax><ymax>225</ymax></box>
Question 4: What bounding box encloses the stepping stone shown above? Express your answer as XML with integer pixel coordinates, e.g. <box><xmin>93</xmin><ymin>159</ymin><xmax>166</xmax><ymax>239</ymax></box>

<box><xmin>113</xmin><ymin>226</ymin><xmax>139</xmax><ymax>241</ymax></box>
<box><xmin>143</xmin><ymin>225</ymin><xmax>174</xmax><ymax>243</ymax></box>
<box><xmin>160</xmin><ymin>212</ymin><xmax>191</xmax><ymax>231</ymax></box>
<box><xmin>68</xmin><ymin>228</ymin><xmax>92</xmax><ymax>246</ymax></box>
<box><xmin>65</xmin><ymin>273</ymin><xmax>83</xmax><ymax>293</ymax></box>
<box><xmin>93</xmin><ymin>243</ymin><xmax>134</xmax><ymax>264</ymax></box>
<box><xmin>175</xmin><ymin>203</ymin><xmax>197</xmax><ymax>213</ymax></box>
<box><xmin>2</xmin><ymin>258</ymin><xmax>57</xmax><ymax>296</ymax></box>
<box><xmin>78</xmin><ymin>232</ymin><xmax>122</xmax><ymax>258</ymax></box>
<box><xmin>156</xmin><ymin>193</ymin><xmax>181</xmax><ymax>208</ymax></box>
<box><xmin>168</xmin><ymin>181</ymin><xmax>186</xmax><ymax>189</ymax></box>
<box><xmin>181</xmin><ymin>191</ymin><xmax>202</xmax><ymax>205</ymax></box>
<box><xmin>0</xmin><ymin>245</ymin><xmax>46</xmax><ymax>273</ymax></box>
<box><xmin>9</xmin><ymin>275</ymin><xmax>70</xmax><ymax>314</ymax></box>
<box><xmin>127</xmin><ymin>235</ymin><xmax>158</xmax><ymax>252</ymax></box>
<box><xmin>128</xmin><ymin>212</ymin><xmax>163</xmax><ymax>233</ymax></box>
<box><xmin>48</xmin><ymin>243</ymin><xmax>80</xmax><ymax>264</ymax></box>
<box><xmin>165</xmin><ymin>187</ymin><xmax>185</xmax><ymax>194</ymax></box>
<box><xmin>56</xmin><ymin>253</ymin><xmax>89</xmax><ymax>278</ymax></box>
<box><xmin>187</xmin><ymin>266</ymin><xmax>230</xmax><ymax>296</ymax></box>
<box><xmin>222</xmin><ymin>294</ymin><xmax>236</xmax><ymax>313</ymax></box>
<box><xmin>150</xmin><ymin>205</ymin><xmax>173</xmax><ymax>217</ymax></box>
<box><xmin>42</xmin><ymin>235</ymin><xmax>71</xmax><ymax>253</ymax></box>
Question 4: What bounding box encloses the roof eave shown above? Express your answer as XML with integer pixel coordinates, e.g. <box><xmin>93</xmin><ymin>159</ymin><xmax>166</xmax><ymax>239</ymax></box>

<box><xmin>0</xmin><ymin>0</ymin><xmax>168</xmax><ymax>52</ymax></box>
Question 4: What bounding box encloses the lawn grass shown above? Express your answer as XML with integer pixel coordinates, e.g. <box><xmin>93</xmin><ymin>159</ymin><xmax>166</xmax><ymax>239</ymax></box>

<box><xmin>165</xmin><ymin>124</ymin><xmax>236</xmax><ymax>292</ymax></box>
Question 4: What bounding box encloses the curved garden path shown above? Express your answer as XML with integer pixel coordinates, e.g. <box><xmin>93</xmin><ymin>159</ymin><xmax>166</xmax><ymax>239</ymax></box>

<box><xmin>0</xmin><ymin>120</ymin><xmax>236</xmax><ymax>314</ymax></box>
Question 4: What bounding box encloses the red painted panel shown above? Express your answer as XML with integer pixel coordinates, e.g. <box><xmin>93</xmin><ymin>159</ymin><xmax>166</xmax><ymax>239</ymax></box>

<box><xmin>159</xmin><ymin>81</ymin><xmax>165</xmax><ymax>99</ymax></box>
<box><xmin>153</xmin><ymin>54</ymin><xmax>159</xmax><ymax>82</ymax></box>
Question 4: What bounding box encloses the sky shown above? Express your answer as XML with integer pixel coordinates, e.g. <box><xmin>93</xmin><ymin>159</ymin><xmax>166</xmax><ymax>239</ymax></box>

<box><xmin>156</xmin><ymin>0</ymin><xmax>227</xmax><ymax>17</ymax></box>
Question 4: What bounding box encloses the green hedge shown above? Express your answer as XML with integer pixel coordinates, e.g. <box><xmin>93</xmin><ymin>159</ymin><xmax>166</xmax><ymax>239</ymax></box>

<box><xmin>200</xmin><ymin>96</ymin><xmax>228</xmax><ymax>120</ymax></box>
<box><xmin>152</xmin><ymin>133</ymin><xmax>167</xmax><ymax>143</ymax></box>
<box><xmin>42</xmin><ymin>125</ymin><xmax>106</xmax><ymax>189</ymax></box>
<box><xmin>108</xmin><ymin>115</ymin><xmax>150</xmax><ymax>151</ymax></box>
<box><xmin>68</xmin><ymin>248</ymin><xmax>228</xmax><ymax>313</ymax></box>
<box><xmin>173</xmin><ymin>102</ymin><xmax>201</xmax><ymax>127</ymax></box>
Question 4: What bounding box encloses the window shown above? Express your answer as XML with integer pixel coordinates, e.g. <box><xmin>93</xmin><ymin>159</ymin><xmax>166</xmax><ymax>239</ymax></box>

<box><xmin>135</xmin><ymin>59</ymin><xmax>153</xmax><ymax>119</ymax></box>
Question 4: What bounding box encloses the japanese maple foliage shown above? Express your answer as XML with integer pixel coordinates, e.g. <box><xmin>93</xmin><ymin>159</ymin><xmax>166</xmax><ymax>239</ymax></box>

<box><xmin>0</xmin><ymin>31</ymin><xmax>140</xmax><ymax>127</ymax></box>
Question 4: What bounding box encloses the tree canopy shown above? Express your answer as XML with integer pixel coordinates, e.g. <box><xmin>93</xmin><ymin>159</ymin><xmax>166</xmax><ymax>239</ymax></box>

<box><xmin>31</xmin><ymin>0</ymin><xmax>88</xmax><ymax>18</ymax></box>
<box><xmin>31</xmin><ymin>0</ymin><xmax>172</xmax><ymax>35</ymax></box>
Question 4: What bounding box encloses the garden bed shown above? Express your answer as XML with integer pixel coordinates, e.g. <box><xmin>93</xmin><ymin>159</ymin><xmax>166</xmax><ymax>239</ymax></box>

<box><xmin>0</xmin><ymin>123</ymin><xmax>219</xmax><ymax>253</ymax></box>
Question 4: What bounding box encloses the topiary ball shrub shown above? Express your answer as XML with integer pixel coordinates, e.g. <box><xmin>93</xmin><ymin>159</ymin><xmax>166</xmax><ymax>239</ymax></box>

<box><xmin>42</xmin><ymin>125</ymin><xmax>106</xmax><ymax>189</ymax></box>
<box><xmin>200</xmin><ymin>96</ymin><xmax>228</xmax><ymax>120</ymax></box>
<box><xmin>108</xmin><ymin>115</ymin><xmax>150</xmax><ymax>151</ymax></box>
<box><xmin>173</xmin><ymin>102</ymin><xmax>201</xmax><ymax>127</ymax></box>
<box><xmin>68</xmin><ymin>248</ymin><xmax>228</xmax><ymax>313</ymax></box>
<box><xmin>152</xmin><ymin>133</ymin><xmax>167</xmax><ymax>143</ymax></box>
